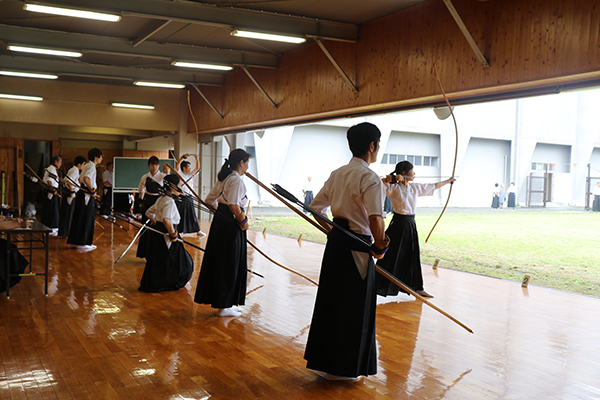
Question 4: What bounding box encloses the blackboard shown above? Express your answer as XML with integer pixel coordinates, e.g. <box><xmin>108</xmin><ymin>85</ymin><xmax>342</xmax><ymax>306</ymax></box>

<box><xmin>113</xmin><ymin>157</ymin><xmax>175</xmax><ymax>190</ymax></box>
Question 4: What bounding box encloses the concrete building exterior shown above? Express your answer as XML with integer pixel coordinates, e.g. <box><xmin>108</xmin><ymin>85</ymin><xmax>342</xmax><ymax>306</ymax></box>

<box><xmin>202</xmin><ymin>89</ymin><xmax>600</xmax><ymax>210</ymax></box>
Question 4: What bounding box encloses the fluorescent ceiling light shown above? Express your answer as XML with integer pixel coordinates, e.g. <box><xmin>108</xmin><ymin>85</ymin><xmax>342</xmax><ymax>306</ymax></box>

<box><xmin>8</xmin><ymin>45</ymin><xmax>82</xmax><ymax>58</ymax></box>
<box><xmin>172</xmin><ymin>61</ymin><xmax>233</xmax><ymax>71</ymax></box>
<box><xmin>231</xmin><ymin>30</ymin><xmax>306</xmax><ymax>44</ymax></box>
<box><xmin>0</xmin><ymin>94</ymin><xmax>43</xmax><ymax>101</ymax></box>
<box><xmin>24</xmin><ymin>3</ymin><xmax>121</xmax><ymax>22</ymax></box>
<box><xmin>134</xmin><ymin>81</ymin><xmax>185</xmax><ymax>89</ymax></box>
<box><xmin>111</xmin><ymin>102</ymin><xmax>154</xmax><ymax>110</ymax></box>
<box><xmin>0</xmin><ymin>70</ymin><xmax>58</xmax><ymax>80</ymax></box>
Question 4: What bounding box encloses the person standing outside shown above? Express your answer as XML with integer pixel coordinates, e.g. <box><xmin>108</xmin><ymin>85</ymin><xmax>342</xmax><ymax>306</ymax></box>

<box><xmin>302</xmin><ymin>176</ymin><xmax>314</xmax><ymax>214</ymax></box>
<box><xmin>304</xmin><ymin>122</ymin><xmax>389</xmax><ymax>381</ymax></box>
<box><xmin>67</xmin><ymin>148</ymin><xmax>103</xmax><ymax>250</ymax></box>
<box><xmin>507</xmin><ymin>182</ymin><xmax>517</xmax><ymax>209</ymax></box>
<box><xmin>194</xmin><ymin>149</ymin><xmax>251</xmax><ymax>317</ymax></box>
<box><xmin>499</xmin><ymin>184</ymin><xmax>506</xmax><ymax>208</ymax></box>
<box><xmin>593</xmin><ymin>182</ymin><xmax>600</xmax><ymax>212</ymax></box>
<box><xmin>375</xmin><ymin>161</ymin><xmax>455</xmax><ymax>299</ymax></box>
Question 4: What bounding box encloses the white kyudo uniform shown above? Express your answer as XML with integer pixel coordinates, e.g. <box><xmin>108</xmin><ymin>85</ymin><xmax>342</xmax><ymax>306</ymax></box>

<box><xmin>384</xmin><ymin>181</ymin><xmax>435</xmax><ymax>215</ymax></box>
<box><xmin>195</xmin><ymin>171</ymin><xmax>248</xmax><ymax>309</ymax></box>
<box><xmin>66</xmin><ymin>166</ymin><xmax>80</xmax><ymax>205</ymax></box>
<box><xmin>146</xmin><ymin>196</ymin><xmax>181</xmax><ymax>249</ymax></box>
<box><xmin>305</xmin><ymin>156</ymin><xmax>385</xmax><ymax>378</ymax></box>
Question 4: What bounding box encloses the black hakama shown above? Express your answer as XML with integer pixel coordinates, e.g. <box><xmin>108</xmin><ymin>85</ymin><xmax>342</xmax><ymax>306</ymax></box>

<box><xmin>304</xmin><ymin>218</ymin><xmax>377</xmax><ymax>377</ymax></box>
<box><xmin>67</xmin><ymin>191</ymin><xmax>96</xmax><ymax>246</ymax></box>
<box><xmin>41</xmin><ymin>193</ymin><xmax>60</xmax><ymax>229</ymax></box>
<box><xmin>113</xmin><ymin>193</ymin><xmax>132</xmax><ymax>213</ymax></box>
<box><xmin>176</xmin><ymin>197</ymin><xmax>200</xmax><ymax>233</ymax></box>
<box><xmin>507</xmin><ymin>192</ymin><xmax>516</xmax><ymax>208</ymax></box>
<box><xmin>492</xmin><ymin>195</ymin><xmax>500</xmax><ymax>209</ymax></box>
<box><xmin>593</xmin><ymin>195</ymin><xmax>600</xmax><ymax>212</ymax></box>
<box><xmin>138</xmin><ymin>222</ymin><xmax>193</xmax><ymax>292</ymax></box>
<box><xmin>136</xmin><ymin>194</ymin><xmax>159</xmax><ymax>258</ymax></box>
<box><xmin>194</xmin><ymin>203</ymin><xmax>247</xmax><ymax>308</ymax></box>
<box><xmin>375</xmin><ymin>214</ymin><xmax>423</xmax><ymax>296</ymax></box>
<box><xmin>58</xmin><ymin>194</ymin><xmax>76</xmax><ymax>237</ymax></box>
<box><xmin>303</xmin><ymin>190</ymin><xmax>314</xmax><ymax>213</ymax></box>
<box><xmin>0</xmin><ymin>239</ymin><xmax>30</xmax><ymax>293</ymax></box>
<box><xmin>100</xmin><ymin>187</ymin><xmax>112</xmax><ymax>215</ymax></box>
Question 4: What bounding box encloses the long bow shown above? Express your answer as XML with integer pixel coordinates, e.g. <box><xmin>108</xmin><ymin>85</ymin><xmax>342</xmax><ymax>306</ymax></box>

<box><xmin>425</xmin><ymin>63</ymin><xmax>459</xmax><ymax>243</ymax></box>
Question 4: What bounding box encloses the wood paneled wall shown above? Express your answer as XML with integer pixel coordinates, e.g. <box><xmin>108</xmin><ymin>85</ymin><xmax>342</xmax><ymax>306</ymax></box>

<box><xmin>122</xmin><ymin>150</ymin><xmax>170</xmax><ymax>159</ymax></box>
<box><xmin>0</xmin><ymin>139</ymin><xmax>24</xmax><ymax>213</ymax></box>
<box><xmin>60</xmin><ymin>148</ymin><xmax>123</xmax><ymax>171</ymax></box>
<box><xmin>190</xmin><ymin>0</ymin><xmax>600</xmax><ymax>135</ymax></box>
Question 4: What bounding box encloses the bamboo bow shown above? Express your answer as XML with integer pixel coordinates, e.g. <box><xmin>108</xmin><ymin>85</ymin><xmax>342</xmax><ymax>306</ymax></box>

<box><xmin>425</xmin><ymin>63</ymin><xmax>459</xmax><ymax>243</ymax></box>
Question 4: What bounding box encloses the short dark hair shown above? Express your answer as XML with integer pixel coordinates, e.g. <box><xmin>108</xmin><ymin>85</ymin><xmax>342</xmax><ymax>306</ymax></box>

<box><xmin>164</xmin><ymin>173</ymin><xmax>180</xmax><ymax>187</ymax></box>
<box><xmin>74</xmin><ymin>156</ymin><xmax>86</xmax><ymax>166</ymax></box>
<box><xmin>180</xmin><ymin>160</ymin><xmax>190</xmax><ymax>171</ymax></box>
<box><xmin>148</xmin><ymin>156</ymin><xmax>159</xmax><ymax>166</ymax></box>
<box><xmin>51</xmin><ymin>155</ymin><xmax>62</xmax><ymax>165</ymax></box>
<box><xmin>106</xmin><ymin>162</ymin><xmax>113</xmax><ymax>168</ymax></box>
<box><xmin>88</xmin><ymin>148</ymin><xmax>103</xmax><ymax>161</ymax></box>
<box><xmin>347</xmin><ymin>122</ymin><xmax>381</xmax><ymax>157</ymax></box>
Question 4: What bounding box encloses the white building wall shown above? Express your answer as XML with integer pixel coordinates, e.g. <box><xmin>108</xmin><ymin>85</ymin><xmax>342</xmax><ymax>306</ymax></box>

<box><xmin>214</xmin><ymin>89</ymin><xmax>600</xmax><ymax>209</ymax></box>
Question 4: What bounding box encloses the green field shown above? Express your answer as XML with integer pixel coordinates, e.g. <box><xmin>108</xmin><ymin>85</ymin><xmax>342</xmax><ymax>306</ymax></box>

<box><xmin>249</xmin><ymin>211</ymin><xmax>600</xmax><ymax>297</ymax></box>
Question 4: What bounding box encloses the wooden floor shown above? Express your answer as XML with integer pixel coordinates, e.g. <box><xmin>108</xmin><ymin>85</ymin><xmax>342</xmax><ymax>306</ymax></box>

<box><xmin>2</xmin><ymin>218</ymin><xmax>600</xmax><ymax>400</ymax></box>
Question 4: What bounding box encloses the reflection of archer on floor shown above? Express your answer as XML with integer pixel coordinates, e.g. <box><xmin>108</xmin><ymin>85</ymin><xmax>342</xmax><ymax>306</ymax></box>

<box><xmin>377</xmin><ymin>301</ymin><xmax>472</xmax><ymax>398</ymax></box>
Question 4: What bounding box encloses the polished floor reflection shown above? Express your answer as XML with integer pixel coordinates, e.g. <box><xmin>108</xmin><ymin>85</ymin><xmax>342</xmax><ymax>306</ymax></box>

<box><xmin>2</xmin><ymin>218</ymin><xmax>600</xmax><ymax>399</ymax></box>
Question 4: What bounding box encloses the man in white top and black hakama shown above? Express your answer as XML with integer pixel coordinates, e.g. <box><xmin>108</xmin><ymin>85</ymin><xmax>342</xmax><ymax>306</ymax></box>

<box><xmin>304</xmin><ymin>122</ymin><xmax>389</xmax><ymax>381</ymax></box>
<box><xmin>175</xmin><ymin>153</ymin><xmax>201</xmax><ymax>234</ymax></box>
<box><xmin>136</xmin><ymin>156</ymin><xmax>166</xmax><ymax>259</ymax></box>
<box><xmin>58</xmin><ymin>156</ymin><xmax>86</xmax><ymax>238</ymax></box>
<box><xmin>139</xmin><ymin>174</ymin><xmax>194</xmax><ymax>292</ymax></box>
<box><xmin>67</xmin><ymin>148</ymin><xmax>103</xmax><ymax>250</ymax></box>
<box><xmin>41</xmin><ymin>156</ymin><xmax>62</xmax><ymax>236</ymax></box>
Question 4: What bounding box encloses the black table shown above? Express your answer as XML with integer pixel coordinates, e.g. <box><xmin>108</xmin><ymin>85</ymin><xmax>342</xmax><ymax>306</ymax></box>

<box><xmin>3</xmin><ymin>220</ymin><xmax>51</xmax><ymax>298</ymax></box>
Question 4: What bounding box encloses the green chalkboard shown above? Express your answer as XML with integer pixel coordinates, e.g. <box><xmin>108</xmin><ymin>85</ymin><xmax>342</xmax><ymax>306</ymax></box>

<box><xmin>113</xmin><ymin>157</ymin><xmax>175</xmax><ymax>190</ymax></box>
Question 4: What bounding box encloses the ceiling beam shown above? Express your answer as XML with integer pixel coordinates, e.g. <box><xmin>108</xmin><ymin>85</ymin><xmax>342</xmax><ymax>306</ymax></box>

<box><xmin>0</xmin><ymin>55</ymin><xmax>224</xmax><ymax>86</ymax></box>
<box><xmin>442</xmin><ymin>0</ymin><xmax>490</xmax><ymax>68</ymax></box>
<box><xmin>191</xmin><ymin>84</ymin><xmax>224</xmax><ymax>120</ymax></box>
<box><xmin>27</xmin><ymin>0</ymin><xmax>358</xmax><ymax>42</ymax></box>
<box><xmin>0</xmin><ymin>24</ymin><xmax>278</xmax><ymax>69</ymax></box>
<box><xmin>241</xmin><ymin>66</ymin><xmax>277</xmax><ymax>108</ymax></box>
<box><xmin>314</xmin><ymin>38</ymin><xmax>358</xmax><ymax>93</ymax></box>
<box><xmin>132</xmin><ymin>20</ymin><xmax>171</xmax><ymax>47</ymax></box>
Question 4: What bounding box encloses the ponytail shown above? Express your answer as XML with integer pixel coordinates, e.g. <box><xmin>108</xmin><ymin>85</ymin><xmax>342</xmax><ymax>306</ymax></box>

<box><xmin>217</xmin><ymin>148</ymin><xmax>251</xmax><ymax>181</ymax></box>
<box><xmin>392</xmin><ymin>160</ymin><xmax>413</xmax><ymax>176</ymax></box>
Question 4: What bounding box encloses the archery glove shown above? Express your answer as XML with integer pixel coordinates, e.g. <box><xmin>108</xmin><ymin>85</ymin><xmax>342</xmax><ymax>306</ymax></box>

<box><xmin>370</xmin><ymin>235</ymin><xmax>390</xmax><ymax>260</ymax></box>
<box><xmin>237</xmin><ymin>212</ymin><xmax>249</xmax><ymax>231</ymax></box>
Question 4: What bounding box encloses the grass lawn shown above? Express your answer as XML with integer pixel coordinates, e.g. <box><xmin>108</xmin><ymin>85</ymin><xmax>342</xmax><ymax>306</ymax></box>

<box><xmin>249</xmin><ymin>211</ymin><xmax>600</xmax><ymax>297</ymax></box>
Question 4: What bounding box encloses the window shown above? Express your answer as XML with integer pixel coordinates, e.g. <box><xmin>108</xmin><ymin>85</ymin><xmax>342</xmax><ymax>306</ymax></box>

<box><xmin>413</xmin><ymin>156</ymin><xmax>422</xmax><ymax>166</ymax></box>
<box><xmin>389</xmin><ymin>154</ymin><xmax>397</xmax><ymax>164</ymax></box>
<box><xmin>407</xmin><ymin>155</ymin><xmax>414</xmax><ymax>163</ymax></box>
<box><xmin>381</xmin><ymin>154</ymin><xmax>388</xmax><ymax>164</ymax></box>
<box><xmin>431</xmin><ymin>157</ymin><xmax>439</xmax><ymax>167</ymax></box>
<box><xmin>245</xmin><ymin>146</ymin><xmax>256</xmax><ymax>158</ymax></box>
<box><xmin>424</xmin><ymin>156</ymin><xmax>431</xmax><ymax>166</ymax></box>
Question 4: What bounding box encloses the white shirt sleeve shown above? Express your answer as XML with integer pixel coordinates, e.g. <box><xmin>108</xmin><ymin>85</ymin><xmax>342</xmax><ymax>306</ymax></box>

<box><xmin>205</xmin><ymin>181</ymin><xmax>223</xmax><ymax>208</ymax></box>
